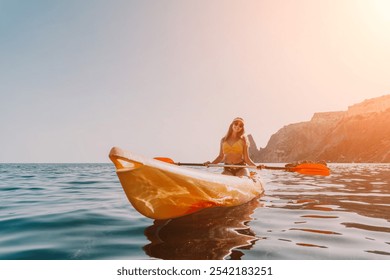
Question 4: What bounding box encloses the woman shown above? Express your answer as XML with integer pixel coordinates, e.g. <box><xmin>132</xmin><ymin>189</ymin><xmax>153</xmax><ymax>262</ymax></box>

<box><xmin>206</xmin><ymin>117</ymin><xmax>257</xmax><ymax>177</ymax></box>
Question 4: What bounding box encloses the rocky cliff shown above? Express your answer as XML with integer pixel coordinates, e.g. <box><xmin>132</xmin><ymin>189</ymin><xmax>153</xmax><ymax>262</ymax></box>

<box><xmin>249</xmin><ymin>94</ymin><xmax>390</xmax><ymax>163</ymax></box>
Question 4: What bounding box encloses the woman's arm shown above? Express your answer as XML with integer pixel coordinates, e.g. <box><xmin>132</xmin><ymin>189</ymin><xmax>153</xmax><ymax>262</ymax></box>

<box><xmin>210</xmin><ymin>139</ymin><xmax>225</xmax><ymax>164</ymax></box>
<box><xmin>243</xmin><ymin>140</ymin><xmax>256</xmax><ymax>166</ymax></box>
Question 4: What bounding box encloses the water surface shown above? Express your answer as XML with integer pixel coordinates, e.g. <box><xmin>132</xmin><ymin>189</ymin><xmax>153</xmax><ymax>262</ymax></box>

<box><xmin>0</xmin><ymin>163</ymin><xmax>389</xmax><ymax>259</ymax></box>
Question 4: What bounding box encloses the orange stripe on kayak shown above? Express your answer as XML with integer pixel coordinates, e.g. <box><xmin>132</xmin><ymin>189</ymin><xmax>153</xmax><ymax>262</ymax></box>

<box><xmin>186</xmin><ymin>201</ymin><xmax>220</xmax><ymax>215</ymax></box>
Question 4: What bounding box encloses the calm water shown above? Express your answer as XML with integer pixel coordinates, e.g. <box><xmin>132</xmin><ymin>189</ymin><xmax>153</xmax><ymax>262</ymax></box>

<box><xmin>0</xmin><ymin>163</ymin><xmax>389</xmax><ymax>260</ymax></box>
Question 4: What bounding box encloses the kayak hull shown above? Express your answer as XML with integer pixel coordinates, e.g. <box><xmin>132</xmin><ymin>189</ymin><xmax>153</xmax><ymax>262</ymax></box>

<box><xmin>109</xmin><ymin>147</ymin><xmax>264</xmax><ymax>220</ymax></box>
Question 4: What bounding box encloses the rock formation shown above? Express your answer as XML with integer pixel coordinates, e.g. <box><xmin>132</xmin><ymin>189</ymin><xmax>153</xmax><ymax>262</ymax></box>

<box><xmin>249</xmin><ymin>94</ymin><xmax>390</xmax><ymax>163</ymax></box>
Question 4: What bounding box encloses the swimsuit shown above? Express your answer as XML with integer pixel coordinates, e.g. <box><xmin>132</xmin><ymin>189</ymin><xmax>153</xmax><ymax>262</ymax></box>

<box><xmin>222</xmin><ymin>139</ymin><xmax>246</xmax><ymax>175</ymax></box>
<box><xmin>223</xmin><ymin>161</ymin><xmax>246</xmax><ymax>176</ymax></box>
<box><xmin>222</xmin><ymin>139</ymin><xmax>244</xmax><ymax>154</ymax></box>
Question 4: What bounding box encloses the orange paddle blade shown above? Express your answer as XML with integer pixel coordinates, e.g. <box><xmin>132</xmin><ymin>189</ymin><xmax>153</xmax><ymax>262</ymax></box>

<box><xmin>288</xmin><ymin>163</ymin><xmax>330</xmax><ymax>176</ymax></box>
<box><xmin>154</xmin><ymin>157</ymin><xmax>175</xmax><ymax>164</ymax></box>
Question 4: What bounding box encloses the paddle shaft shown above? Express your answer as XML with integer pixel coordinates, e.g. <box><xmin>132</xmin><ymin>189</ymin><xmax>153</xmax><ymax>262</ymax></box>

<box><xmin>154</xmin><ymin>157</ymin><xmax>330</xmax><ymax>176</ymax></box>
<box><xmin>177</xmin><ymin>162</ymin><xmax>286</xmax><ymax>170</ymax></box>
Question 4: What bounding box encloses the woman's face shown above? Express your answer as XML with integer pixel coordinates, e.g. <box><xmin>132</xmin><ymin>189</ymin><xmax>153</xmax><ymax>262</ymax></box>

<box><xmin>232</xmin><ymin>121</ymin><xmax>244</xmax><ymax>133</ymax></box>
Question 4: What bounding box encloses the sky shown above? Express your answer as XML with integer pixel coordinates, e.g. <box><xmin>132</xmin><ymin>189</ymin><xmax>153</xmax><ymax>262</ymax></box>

<box><xmin>1</xmin><ymin>0</ymin><xmax>390</xmax><ymax>163</ymax></box>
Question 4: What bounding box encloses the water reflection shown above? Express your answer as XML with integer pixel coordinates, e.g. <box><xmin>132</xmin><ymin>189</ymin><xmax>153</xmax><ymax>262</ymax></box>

<box><xmin>265</xmin><ymin>164</ymin><xmax>390</xmax><ymax>221</ymax></box>
<box><xmin>256</xmin><ymin>164</ymin><xmax>390</xmax><ymax>258</ymax></box>
<box><xmin>143</xmin><ymin>198</ymin><xmax>262</xmax><ymax>260</ymax></box>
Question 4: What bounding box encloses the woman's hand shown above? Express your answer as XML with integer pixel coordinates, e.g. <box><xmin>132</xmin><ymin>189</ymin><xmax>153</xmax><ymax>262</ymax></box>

<box><xmin>203</xmin><ymin>161</ymin><xmax>211</xmax><ymax>167</ymax></box>
<box><xmin>257</xmin><ymin>164</ymin><xmax>265</xmax><ymax>169</ymax></box>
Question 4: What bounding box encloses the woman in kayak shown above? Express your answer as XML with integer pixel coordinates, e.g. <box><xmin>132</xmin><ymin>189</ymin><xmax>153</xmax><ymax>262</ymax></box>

<box><xmin>206</xmin><ymin>117</ymin><xmax>258</xmax><ymax>177</ymax></box>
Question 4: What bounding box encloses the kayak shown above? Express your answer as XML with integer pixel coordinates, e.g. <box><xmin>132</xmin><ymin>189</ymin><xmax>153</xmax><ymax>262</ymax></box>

<box><xmin>109</xmin><ymin>147</ymin><xmax>264</xmax><ymax>220</ymax></box>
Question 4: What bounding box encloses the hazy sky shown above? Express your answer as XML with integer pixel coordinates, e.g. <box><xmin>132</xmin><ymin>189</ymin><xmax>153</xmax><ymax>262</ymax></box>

<box><xmin>1</xmin><ymin>0</ymin><xmax>390</xmax><ymax>163</ymax></box>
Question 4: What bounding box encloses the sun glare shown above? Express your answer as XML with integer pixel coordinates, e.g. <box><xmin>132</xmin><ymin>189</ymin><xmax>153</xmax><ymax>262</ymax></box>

<box><xmin>373</xmin><ymin>0</ymin><xmax>390</xmax><ymax>22</ymax></box>
<box><xmin>356</xmin><ymin>0</ymin><xmax>390</xmax><ymax>42</ymax></box>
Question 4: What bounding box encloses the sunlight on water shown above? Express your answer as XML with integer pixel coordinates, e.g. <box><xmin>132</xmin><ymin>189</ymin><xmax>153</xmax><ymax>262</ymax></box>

<box><xmin>0</xmin><ymin>163</ymin><xmax>389</xmax><ymax>259</ymax></box>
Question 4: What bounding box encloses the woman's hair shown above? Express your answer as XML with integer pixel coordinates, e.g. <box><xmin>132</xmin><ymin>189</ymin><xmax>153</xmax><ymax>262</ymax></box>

<box><xmin>222</xmin><ymin>117</ymin><xmax>249</xmax><ymax>146</ymax></box>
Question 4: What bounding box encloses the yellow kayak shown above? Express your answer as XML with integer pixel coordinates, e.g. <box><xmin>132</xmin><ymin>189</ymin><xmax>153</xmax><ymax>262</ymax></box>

<box><xmin>109</xmin><ymin>147</ymin><xmax>264</xmax><ymax>220</ymax></box>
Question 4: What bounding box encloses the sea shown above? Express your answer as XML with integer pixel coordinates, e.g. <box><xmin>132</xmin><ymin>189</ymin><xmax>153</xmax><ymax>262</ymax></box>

<box><xmin>0</xmin><ymin>163</ymin><xmax>389</xmax><ymax>260</ymax></box>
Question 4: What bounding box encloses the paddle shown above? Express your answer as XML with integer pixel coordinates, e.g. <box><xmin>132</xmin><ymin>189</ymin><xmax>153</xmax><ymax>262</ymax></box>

<box><xmin>154</xmin><ymin>157</ymin><xmax>330</xmax><ymax>176</ymax></box>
